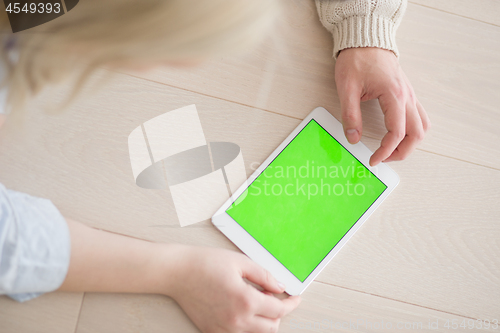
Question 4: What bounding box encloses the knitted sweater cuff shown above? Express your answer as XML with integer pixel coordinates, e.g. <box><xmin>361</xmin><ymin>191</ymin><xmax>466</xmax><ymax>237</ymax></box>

<box><xmin>331</xmin><ymin>14</ymin><xmax>399</xmax><ymax>59</ymax></box>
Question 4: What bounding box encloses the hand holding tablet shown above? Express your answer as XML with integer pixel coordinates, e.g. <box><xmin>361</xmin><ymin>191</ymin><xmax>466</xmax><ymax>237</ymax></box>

<box><xmin>212</xmin><ymin>107</ymin><xmax>399</xmax><ymax>295</ymax></box>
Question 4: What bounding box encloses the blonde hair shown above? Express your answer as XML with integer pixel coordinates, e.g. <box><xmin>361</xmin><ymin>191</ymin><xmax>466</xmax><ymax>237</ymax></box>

<box><xmin>0</xmin><ymin>0</ymin><xmax>279</xmax><ymax>115</ymax></box>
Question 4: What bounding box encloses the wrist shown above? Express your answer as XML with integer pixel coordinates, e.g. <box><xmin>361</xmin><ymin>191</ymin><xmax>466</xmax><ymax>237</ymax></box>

<box><xmin>152</xmin><ymin>243</ymin><xmax>190</xmax><ymax>297</ymax></box>
<box><xmin>330</xmin><ymin>15</ymin><xmax>400</xmax><ymax>59</ymax></box>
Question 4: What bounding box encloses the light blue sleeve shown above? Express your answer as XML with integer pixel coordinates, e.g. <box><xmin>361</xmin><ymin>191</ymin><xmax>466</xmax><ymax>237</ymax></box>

<box><xmin>0</xmin><ymin>183</ymin><xmax>71</xmax><ymax>302</ymax></box>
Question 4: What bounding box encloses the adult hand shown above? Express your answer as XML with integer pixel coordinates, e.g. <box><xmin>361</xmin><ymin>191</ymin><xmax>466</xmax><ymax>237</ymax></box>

<box><xmin>335</xmin><ymin>47</ymin><xmax>430</xmax><ymax>166</ymax></box>
<box><xmin>169</xmin><ymin>246</ymin><xmax>301</xmax><ymax>333</ymax></box>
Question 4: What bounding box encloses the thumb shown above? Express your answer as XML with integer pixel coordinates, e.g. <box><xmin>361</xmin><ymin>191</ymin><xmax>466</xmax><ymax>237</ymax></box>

<box><xmin>339</xmin><ymin>89</ymin><xmax>363</xmax><ymax>144</ymax></box>
<box><xmin>241</xmin><ymin>260</ymin><xmax>286</xmax><ymax>294</ymax></box>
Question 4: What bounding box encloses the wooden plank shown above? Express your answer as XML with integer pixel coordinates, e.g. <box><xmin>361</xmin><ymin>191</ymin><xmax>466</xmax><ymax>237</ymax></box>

<box><xmin>284</xmin><ymin>282</ymin><xmax>476</xmax><ymax>333</ymax></box>
<box><xmin>317</xmin><ymin>136</ymin><xmax>500</xmax><ymax>320</ymax></box>
<box><xmin>75</xmin><ymin>282</ymin><xmax>473</xmax><ymax>333</ymax></box>
<box><xmin>409</xmin><ymin>0</ymin><xmax>500</xmax><ymax>26</ymax></box>
<box><xmin>0</xmin><ymin>293</ymin><xmax>83</xmax><ymax>333</ymax></box>
<box><xmin>396</xmin><ymin>4</ymin><xmax>500</xmax><ymax>170</ymax></box>
<box><xmin>117</xmin><ymin>1</ymin><xmax>500</xmax><ymax>169</ymax></box>
<box><xmin>75</xmin><ymin>293</ymin><xmax>199</xmax><ymax>333</ymax></box>
<box><xmin>0</xmin><ymin>72</ymin><xmax>497</xmax><ymax>319</ymax></box>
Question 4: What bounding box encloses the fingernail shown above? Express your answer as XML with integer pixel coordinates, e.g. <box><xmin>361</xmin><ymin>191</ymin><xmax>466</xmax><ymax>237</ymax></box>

<box><xmin>277</xmin><ymin>282</ymin><xmax>286</xmax><ymax>290</ymax></box>
<box><xmin>346</xmin><ymin>129</ymin><xmax>358</xmax><ymax>143</ymax></box>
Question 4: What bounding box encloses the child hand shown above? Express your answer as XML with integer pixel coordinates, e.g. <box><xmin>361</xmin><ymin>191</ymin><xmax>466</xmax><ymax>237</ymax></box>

<box><xmin>167</xmin><ymin>246</ymin><xmax>301</xmax><ymax>333</ymax></box>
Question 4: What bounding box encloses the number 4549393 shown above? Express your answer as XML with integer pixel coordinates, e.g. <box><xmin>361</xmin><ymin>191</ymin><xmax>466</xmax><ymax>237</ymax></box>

<box><xmin>444</xmin><ymin>319</ymin><xmax>498</xmax><ymax>330</ymax></box>
<box><xmin>5</xmin><ymin>2</ymin><xmax>61</xmax><ymax>14</ymax></box>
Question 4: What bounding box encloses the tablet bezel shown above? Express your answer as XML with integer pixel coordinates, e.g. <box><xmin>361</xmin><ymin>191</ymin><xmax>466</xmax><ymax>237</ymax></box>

<box><xmin>211</xmin><ymin>107</ymin><xmax>399</xmax><ymax>295</ymax></box>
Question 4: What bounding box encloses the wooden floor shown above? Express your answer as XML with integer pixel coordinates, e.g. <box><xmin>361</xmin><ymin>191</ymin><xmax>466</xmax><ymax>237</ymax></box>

<box><xmin>1</xmin><ymin>1</ymin><xmax>499</xmax><ymax>332</ymax></box>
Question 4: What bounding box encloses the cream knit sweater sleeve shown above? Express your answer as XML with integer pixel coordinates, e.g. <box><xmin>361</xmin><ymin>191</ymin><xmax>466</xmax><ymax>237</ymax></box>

<box><xmin>315</xmin><ymin>0</ymin><xmax>407</xmax><ymax>59</ymax></box>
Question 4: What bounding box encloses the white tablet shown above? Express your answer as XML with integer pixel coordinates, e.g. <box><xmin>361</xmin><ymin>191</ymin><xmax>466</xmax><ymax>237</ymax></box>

<box><xmin>212</xmin><ymin>107</ymin><xmax>399</xmax><ymax>295</ymax></box>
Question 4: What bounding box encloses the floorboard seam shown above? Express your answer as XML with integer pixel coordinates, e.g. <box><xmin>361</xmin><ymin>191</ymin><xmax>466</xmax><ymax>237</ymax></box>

<box><xmin>315</xmin><ymin>280</ymin><xmax>480</xmax><ymax>320</ymax></box>
<box><xmin>73</xmin><ymin>292</ymin><xmax>86</xmax><ymax>333</ymax></box>
<box><xmin>116</xmin><ymin>71</ymin><xmax>303</xmax><ymax>120</ymax></box>
<box><xmin>408</xmin><ymin>2</ymin><xmax>500</xmax><ymax>27</ymax></box>
<box><xmin>115</xmin><ymin>72</ymin><xmax>500</xmax><ymax>172</ymax></box>
<box><xmin>409</xmin><ymin>148</ymin><xmax>500</xmax><ymax>172</ymax></box>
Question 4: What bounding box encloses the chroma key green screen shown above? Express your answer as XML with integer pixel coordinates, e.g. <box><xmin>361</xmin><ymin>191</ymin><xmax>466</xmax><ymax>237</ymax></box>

<box><xmin>226</xmin><ymin>119</ymin><xmax>387</xmax><ymax>281</ymax></box>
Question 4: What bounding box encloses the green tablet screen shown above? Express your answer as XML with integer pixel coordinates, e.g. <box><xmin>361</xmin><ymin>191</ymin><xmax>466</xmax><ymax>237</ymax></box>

<box><xmin>226</xmin><ymin>119</ymin><xmax>387</xmax><ymax>282</ymax></box>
